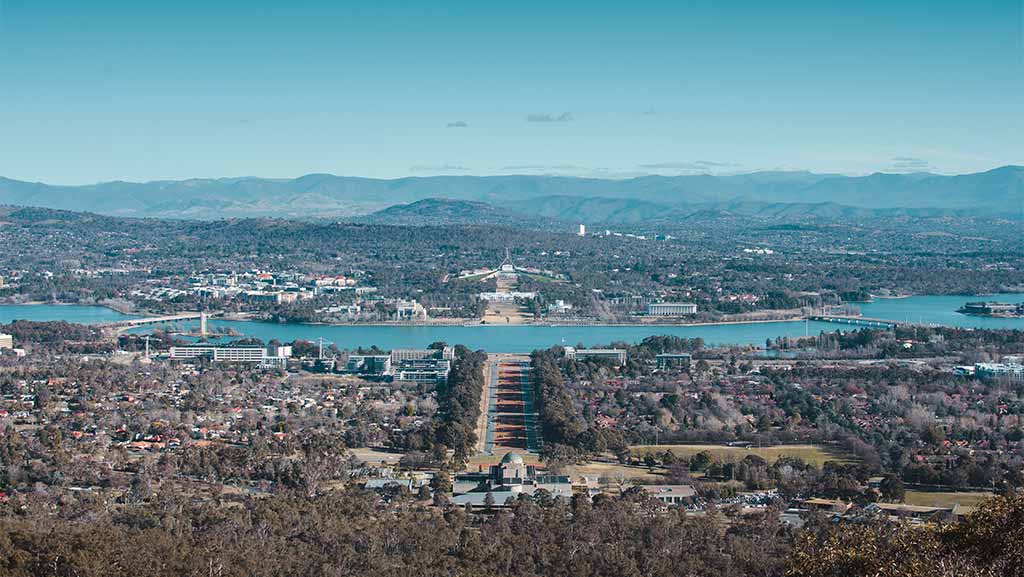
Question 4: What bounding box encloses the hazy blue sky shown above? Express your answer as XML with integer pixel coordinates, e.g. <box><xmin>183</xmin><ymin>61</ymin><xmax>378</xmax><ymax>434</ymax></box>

<box><xmin>0</xmin><ymin>0</ymin><xmax>1021</xmax><ymax>183</ymax></box>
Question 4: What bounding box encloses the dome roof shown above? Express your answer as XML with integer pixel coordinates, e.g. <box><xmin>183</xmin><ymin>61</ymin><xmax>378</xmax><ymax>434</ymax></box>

<box><xmin>500</xmin><ymin>452</ymin><xmax>524</xmax><ymax>465</ymax></box>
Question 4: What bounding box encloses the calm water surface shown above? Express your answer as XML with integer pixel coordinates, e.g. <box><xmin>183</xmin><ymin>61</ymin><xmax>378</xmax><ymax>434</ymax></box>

<box><xmin>2</xmin><ymin>294</ymin><xmax>1022</xmax><ymax>352</ymax></box>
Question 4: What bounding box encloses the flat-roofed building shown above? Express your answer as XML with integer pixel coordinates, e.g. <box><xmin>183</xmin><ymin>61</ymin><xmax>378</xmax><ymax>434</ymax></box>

<box><xmin>345</xmin><ymin>354</ymin><xmax>392</xmax><ymax>376</ymax></box>
<box><xmin>862</xmin><ymin>502</ymin><xmax>956</xmax><ymax>524</ymax></box>
<box><xmin>799</xmin><ymin>498</ymin><xmax>853</xmax><ymax>515</ymax></box>
<box><xmin>563</xmin><ymin>347</ymin><xmax>627</xmax><ymax>366</ymax></box>
<box><xmin>213</xmin><ymin>347</ymin><xmax>267</xmax><ymax>362</ymax></box>
<box><xmin>635</xmin><ymin>484</ymin><xmax>696</xmax><ymax>505</ymax></box>
<box><xmin>168</xmin><ymin>344</ymin><xmax>218</xmax><ymax>359</ymax></box>
<box><xmin>394</xmin><ymin>358</ymin><xmax>451</xmax><ymax>383</ymax></box>
<box><xmin>647</xmin><ymin>302</ymin><xmax>698</xmax><ymax>316</ymax></box>
<box><xmin>975</xmin><ymin>362</ymin><xmax>1024</xmax><ymax>382</ymax></box>
<box><xmin>656</xmin><ymin>353</ymin><xmax>692</xmax><ymax>368</ymax></box>
<box><xmin>961</xmin><ymin>301</ymin><xmax>1022</xmax><ymax>315</ymax></box>
<box><xmin>169</xmin><ymin>344</ymin><xmax>268</xmax><ymax>363</ymax></box>
<box><xmin>0</xmin><ymin>333</ymin><xmax>13</xmax><ymax>349</ymax></box>
<box><xmin>390</xmin><ymin>347</ymin><xmax>454</xmax><ymax>363</ymax></box>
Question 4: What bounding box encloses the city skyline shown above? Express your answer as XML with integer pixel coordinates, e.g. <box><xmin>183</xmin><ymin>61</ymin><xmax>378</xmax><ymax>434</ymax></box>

<box><xmin>0</xmin><ymin>0</ymin><xmax>1021</xmax><ymax>184</ymax></box>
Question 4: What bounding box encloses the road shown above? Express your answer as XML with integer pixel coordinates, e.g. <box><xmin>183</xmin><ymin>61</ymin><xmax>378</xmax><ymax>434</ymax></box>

<box><xmin>481</xmin><ymin>354</ymin><xmax>540</xmax><ymax>455</ymax></box>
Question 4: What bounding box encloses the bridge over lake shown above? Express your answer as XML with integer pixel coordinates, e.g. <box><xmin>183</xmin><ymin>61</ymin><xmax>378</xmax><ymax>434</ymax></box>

<box><xmin>101</xmin><ymin>311</ymin><xmax>219</xmax><ymax>332</ymax></box>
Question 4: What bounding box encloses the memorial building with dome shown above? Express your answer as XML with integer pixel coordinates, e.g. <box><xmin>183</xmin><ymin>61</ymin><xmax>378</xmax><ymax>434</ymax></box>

<box><xmin>450</xmin><ymin>452</ymin><xmax>572</xmax><ymax>508</ymax></box>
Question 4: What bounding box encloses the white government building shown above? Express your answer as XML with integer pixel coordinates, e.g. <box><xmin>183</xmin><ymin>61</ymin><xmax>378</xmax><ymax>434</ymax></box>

<box><xmin>168</xmin><ymin>344</ymin><xmax>291</xmax><ymax>366</ymax></box>
<box><xmin>647</xmin><ymin>302</ymin><xmax>698</xmax><ymax>316</ymax></box>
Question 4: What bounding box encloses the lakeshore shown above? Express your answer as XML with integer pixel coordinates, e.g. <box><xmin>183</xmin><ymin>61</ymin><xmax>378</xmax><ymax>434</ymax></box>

<box><xmin>4</xmin><ymin>293</ymin><xmax>1024</xmax><ymax>353</ymax></box>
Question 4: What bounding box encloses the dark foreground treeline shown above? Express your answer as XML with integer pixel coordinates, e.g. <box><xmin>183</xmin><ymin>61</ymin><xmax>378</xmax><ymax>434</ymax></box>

<box><xmin>1</xmin><ymin>490</ymin><xmax>1022</xmax><ymax>577</ymax></box>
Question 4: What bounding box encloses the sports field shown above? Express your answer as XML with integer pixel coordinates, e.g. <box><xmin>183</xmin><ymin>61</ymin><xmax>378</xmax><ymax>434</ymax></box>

<box><xmin>630</xmin><ymin>444</ymin><xmax>851</xmax><ymax>467</ymax></box>
<box><xmin>904</xmin><ymin>490</ymin><xmax>993</xmax><ymax>508</ymax></box>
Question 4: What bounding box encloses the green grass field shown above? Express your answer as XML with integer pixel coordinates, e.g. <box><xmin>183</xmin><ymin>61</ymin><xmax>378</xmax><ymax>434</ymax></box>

<box><xmin>457</xmin><ymin>272</ymin><xmax>493</xmax><ymax>282</ymax></box>
<box><xmin>630</xmin><ymin>444</ymin><xmax>851</xmax><ymax>467</ymax></box>
<box><xmin>904</xmin><ymin>490</ymin><xmax>993</xmax><ymax>508</ymax></box>
<box><xmin>567</xmin><ymin>461</ymin><xmax>666</xmax><ymax>483</ymax></box>
<box><xmin>524</xmin><ymin>273</ymin><xmax>561</xmax><ymax>283</ymax></box>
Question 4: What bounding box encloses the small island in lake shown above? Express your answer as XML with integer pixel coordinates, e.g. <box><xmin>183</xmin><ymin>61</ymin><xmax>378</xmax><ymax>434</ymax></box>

<box><xmin>959</xmin><ymin>301</ymin><xmax>1024</xmax><ymax>317</ymax></box>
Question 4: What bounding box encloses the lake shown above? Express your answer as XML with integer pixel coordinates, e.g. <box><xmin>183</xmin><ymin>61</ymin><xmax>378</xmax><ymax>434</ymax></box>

<box><xmin>1</xmin><ymin>293</ymin><xmax>1022</xmax><ymax>352</ymax></box>
<box><xmin>857</xmin><ymin>294</ymin><xmax>1024</xmax><ymax>329</ymax></box>
<box><xmin>0</xmin><ymin>304</ymin><xmax>138</xmax><ymax>325</ymax></box>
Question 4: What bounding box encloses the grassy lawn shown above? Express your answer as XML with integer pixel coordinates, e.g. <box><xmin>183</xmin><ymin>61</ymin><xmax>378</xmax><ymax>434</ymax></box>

<box><xmin>566</xmin><ymin>461</ymin><xmax>667</xmax><ymax>483</ymax></box>
<box><xmin>904</xmin><ymin>490</ymin><xmax>993</xmax><ymax>508</ymax></box>
<box><xmin>630</xmin><ymin>444</ymin><xmax>852</xmax><ymax>467</ymax></box>
<box><xmin>455</xmin><ymin>272</ymin><xmax>493</xmax><ymax>282</ymax></box>
<box><xmin>523</xmin><ymin>273</ymin><xmax>556</xmax><ymax>283</ymax></box>
<box><xmin>351</xmin><ymin>447</ymin><xmax>406</xmax><ymax>465</ymax></box>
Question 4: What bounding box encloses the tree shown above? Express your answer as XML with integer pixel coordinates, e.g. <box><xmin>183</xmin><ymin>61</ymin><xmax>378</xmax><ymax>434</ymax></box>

<box><xmin>662</xmin><ymin>450</ymin><xmax>677</xmax><ymax>466</ymax></box>
<box><xmin>431</xmin><ymin>470</ymin><xmax>453</xmax><ymax>494</ymax></box>
<box><xmin>789</xmin><ymin>493</ymin><xmax>1024</xmax><ymax>577</ymax></box>
<box><xmin>690</xmin><ymin>450</ymin><xmax>715</xmax><ymax>472</ymax></box>
<box><xmin>417</xmin><ymin>484</ymin><xmax>432</xmax><ymax>501</ymax></box>
<box><xmin>879</xmin><ymin>475</ymin><xmax>905</xmax><ymax>503</ymax></box>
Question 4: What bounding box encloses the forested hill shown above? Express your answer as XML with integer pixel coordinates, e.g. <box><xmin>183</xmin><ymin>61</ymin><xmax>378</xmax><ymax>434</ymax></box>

<box><xmin>356</xmin><ymin>198</ymin><xmax>558</xmax><ymax>227</ymax></box>
<box><xmin>0</xmin><ymin>165</ymin><xmax>1020</xmax><ymax>220</ymax></box>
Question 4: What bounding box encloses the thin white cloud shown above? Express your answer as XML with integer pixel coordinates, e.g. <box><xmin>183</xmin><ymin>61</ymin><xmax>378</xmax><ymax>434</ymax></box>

<box><xmin>525</xmin><ymin>112</ymin><xmax>574</xmax><ymax>123</ymax></box>
<box><xmin>409</xmin><ymin>164</ymin><xmax>470</xmax><ymax>172</ymax></box>
<box><xmin>637</xmin><ymin>160</ymin><xmax>742</xmax><ymax>170</ymax></box>
<box><xmin>887</xmin><ymin>156</ymin><xmax>934</xmax><ymax>173</ymax></box>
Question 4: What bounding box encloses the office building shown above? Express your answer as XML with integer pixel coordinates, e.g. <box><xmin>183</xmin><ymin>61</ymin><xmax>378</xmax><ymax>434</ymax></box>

<box><xmin>168</xmin><ymin>344</ymin><xmax>217</xmax><ymax>360</ymax></box>
<box><xmin>647</xmin><ymin>302</ymin><xmax>698</xmax><ymax>316</ymax></box>
<box><xmin>168</xmin><ymin>344</ymin><xmax>287</xmax><ymax>364</ymax></box>
<box><xmin>563</xmin><ymin>347</ymin><xmax>627</xmax><ymax>366</ymax></box>
<box><xmin>0</xmin><ymin>333</ymin><xmax>13</xmax><ymax>350</ymax></box>
<box><xmin>394</xmin><ymin>358</ymin><xmax>451</xmax><ymax>383</ymax></box>
<box><xmin>389</xmin><ymin>347</ymin><xmax>454</xmax><ymax>363</ymax></box>
<box><xmin>270</xmin><ymin>345</ymin><xmax>292</xmax><ymax>358</ymax></box>
<box><xmin>635</xmin><ymin>485</ymin><xmax>696</xmax><ymax>505</ymax></box>
<box><xmin>960</xmin><ymin>301</ymin><xmax>1023</xmax><ymax>315</ymax></box>
<box><xmin>546</xmin><ymin>300</ymin><xmax>573</xmax><ymax>315</ymax></box>
<box><xmin>212</xmin><ymin>347</ymin><xmax>267</xmax><ymax>362</ymax></box>
<box><xmin>656</xmin><ymin>353</ymin><xmax>692</xmax><ymax>368</ymax></box>
<box><xmin>975</xmin><ymin>362</ymin><xmax>1024</xmax><ymax>382</ymax></box>
<box><xmin>394</xmin><ymin>299</ymin><xmax>427</xmax><ymax>320</ymax></box>
<box><xmin>345</xmin><ymin>354</ymin><xmax>392</xmax><ymax>376</ymax></box>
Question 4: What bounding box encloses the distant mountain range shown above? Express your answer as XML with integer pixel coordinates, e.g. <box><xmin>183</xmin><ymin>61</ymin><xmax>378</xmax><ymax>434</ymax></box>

<box><xmin>361</xmin><ymin>197</ymin><xmax>1010</xmax><ymax>228</ymax></box>
<box><xmin>0</xmin><ymin>166</ymin><xmax>1020</xmax><ymax>222</ymax></box>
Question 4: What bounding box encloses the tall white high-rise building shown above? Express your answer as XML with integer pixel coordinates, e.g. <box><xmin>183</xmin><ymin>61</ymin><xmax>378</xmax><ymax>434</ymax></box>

<box><xmin>577</xmin><ymin>223</ymin><xmax>586</xmax><ymax>236</ymax></box>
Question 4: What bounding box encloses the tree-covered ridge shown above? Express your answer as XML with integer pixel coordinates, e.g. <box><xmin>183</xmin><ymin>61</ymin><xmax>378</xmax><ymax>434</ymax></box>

<box><xmin>1</xmin><ymin>485</ymin><xmax>1023</xmax><ymax>576</ymax></box>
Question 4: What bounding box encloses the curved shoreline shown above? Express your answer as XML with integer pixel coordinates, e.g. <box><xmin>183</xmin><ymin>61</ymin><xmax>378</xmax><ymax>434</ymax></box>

<box><xmin>5</xmin><ymin>302</ymin><xmax>808</xmax><ymax>329</ymax></box>
<box><xmin>215</xmin><ymin>316</ymin><xmax>810</xmax><ymax>329</ymax></box>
